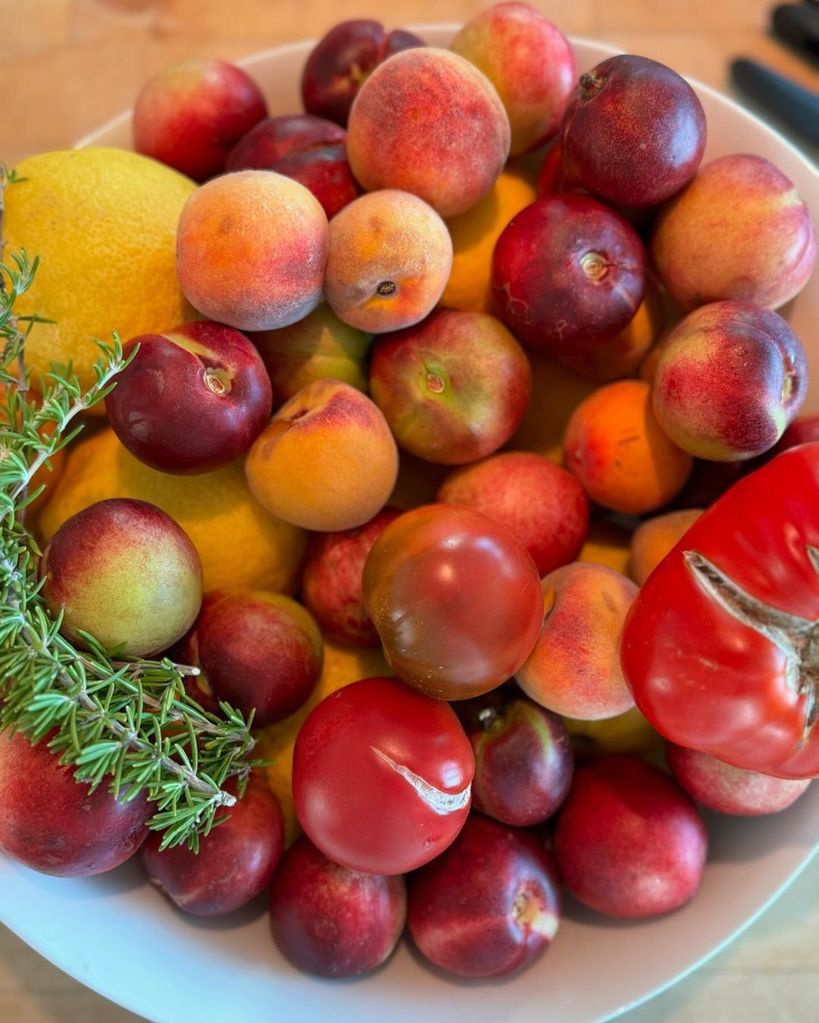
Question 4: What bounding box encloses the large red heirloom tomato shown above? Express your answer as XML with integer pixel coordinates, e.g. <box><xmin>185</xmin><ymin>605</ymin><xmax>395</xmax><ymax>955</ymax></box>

<box><xmin>363</xmin><ymin>503</ymin><xmax>543</xmax><ymax>700</ymax></box>
<box><xmin>621</xmin><ymin>443</ymin><xmax>819</xmax><ymax>779</ymax></box>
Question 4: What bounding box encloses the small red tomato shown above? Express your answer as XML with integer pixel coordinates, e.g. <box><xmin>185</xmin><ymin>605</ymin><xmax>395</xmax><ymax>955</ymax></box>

<box><xmin>621</xmin><ymin>443</ymin><xmax>819</xmax><ymax>778</ymax></box>
<box><xmin>362</xmin><ymin>504</ymin><xmax>543</xmax><ymax>699</ymax></box>
<box><xmin>292</xmin><ymin>677</ymin><xmax>475</xmax><ymax>875</ymax></box>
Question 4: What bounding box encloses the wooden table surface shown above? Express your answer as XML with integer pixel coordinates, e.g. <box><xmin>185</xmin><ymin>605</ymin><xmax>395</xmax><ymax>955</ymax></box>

<box><xmin>1</xmin><ymin>2</ymin><xmax>817</xmax><ymax>1021</ymax></box>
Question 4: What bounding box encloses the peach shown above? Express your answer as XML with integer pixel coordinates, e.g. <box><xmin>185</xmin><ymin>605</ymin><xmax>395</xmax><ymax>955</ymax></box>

<box><xmin>176</xmin><ymin>170</ymin><xmax>328</xmax><ymax>332</ymax></box>
<box><xmin>651</xmin><ymin>153</ymin><xmax>816</xmax><ymax>310</ymax></box>
<box><xmin>564</xmin><ymin>379</ymin><xmax>693</xmax><ymax>515</ymax></box>
<box><xmin>323</xmin><ymin>189</ymin><xmax>452</xmax><ymax>333</ymax></box>
<box><xmin>245</xmin><ymin>379</ymin><xmax>399</xmax><ymax>532</ymax></box>
<box><xmin>437</xmin><ymin>451</ymin><xmax>589</xmax><ymax>576</ymax></box>
<box><xmin>651</xmin><ymin>301</ymin><xmax>808</xmax><ymax>460</ymax></box>
<box><xmin>188</xmin><ymin>589</ymin><xmax>323</xmax><ymax>727</ymax></box>
<box><xmin>133</xmin><ymin>58</ymin><xmax>267</xmax><ymax>181</ymax></box>
<box><xmin>629</xmin><ymin>508</ymin><xmax>702</xmax><ymax>585</ymax></box>
<box><xmin>346</xmin><ymin>47</ymin><xmax>511</xmax><ymax>218</ymax></box>
<box><xmin>368</xmin><ymin>309</ymin><xmax>531</xmax><ymax>464</ymax></box>
<box><xmin>251</xmin><ymin>304</ymin><xmax>371</xmax><ymax>405</ymax></box>
<box><xmin>516</xmin><ymin>562</ymin><xmax>638</xmax><ymax>720</ymax></box>
<box><xmin>40</xmin><ymin>497</ymin><xmax>202</xmax><ymax>657</ymax></box>
<box><xmin>578</xmin><ymin>518</ymin><xmax>632</xmax><ymax>575</ymax></box>
<box><xmin>450</xmin><ymin>2</ymin><xmax>576</xmax><ymax>155</ymax></box>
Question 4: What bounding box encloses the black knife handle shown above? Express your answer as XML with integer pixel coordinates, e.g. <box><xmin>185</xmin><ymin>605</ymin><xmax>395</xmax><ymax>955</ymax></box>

<box><xmin>730</xmin><ymin>57</ymin><xmax>819</xmax><ymax>147</ymax></box>
<box><xmin>771</xmin><ymin>4</ymin><xmax>819</xmax><ymax>61</ymax></box>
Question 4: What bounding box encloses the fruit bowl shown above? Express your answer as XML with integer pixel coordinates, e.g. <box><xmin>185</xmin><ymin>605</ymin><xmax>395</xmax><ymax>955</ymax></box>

<box><xmin>2</xmin><ymin>23</ymin><xmax>818</xmax><ymax>1023</ymax></box>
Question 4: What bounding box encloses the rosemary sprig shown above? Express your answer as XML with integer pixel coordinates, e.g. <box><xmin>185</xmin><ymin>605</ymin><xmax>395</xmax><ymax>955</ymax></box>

<box><xmin>0</xmin><ymin>169</ymin><xmax>257</xmax><ymax>851</ymax></box>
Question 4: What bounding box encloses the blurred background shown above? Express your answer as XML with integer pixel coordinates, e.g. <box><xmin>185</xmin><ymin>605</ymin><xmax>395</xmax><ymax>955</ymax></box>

<box><xmin>0</xmin><ymin>1</ymin><xmax>817</xmax><ymax>1021</ymax></box>
<box><xmin>1</xmin><ymin>0</ymin><xmax>818</xmax><ymax>164</ymax></box>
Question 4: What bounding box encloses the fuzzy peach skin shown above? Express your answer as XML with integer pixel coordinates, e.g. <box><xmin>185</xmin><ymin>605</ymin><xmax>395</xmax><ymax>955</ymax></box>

<box><xmin>564</xmin><ymin>379</ymin><xmax>693</xmax><ymax>515</ymax></box>
<box><xmin>516</xmin><ymin>562</ymin><xmax>638</xmax><ymax>720</ymax></box>
<box><xmin>245</xmin><ymin>379</ymin><xmax>399</xmax><ymax>531</ymax></box>
<box><xmin>629</xmin><ymin>508</ymin><xmax>702</xmax><ymax>585</ymax></box>
<box><xmin>346</xmin><ymin>48</ymin><xmax>511</xmax><ymax>218</ymax></box>
<box><xmin>40</xmin><ymin>497</ymin><xmax>202</xmax><ymax>657</ymax></box>
<box><xmin>450</xmin><ymin>2</ymin><xmax>575</xmax><ymax>156</ymax></box>
<box><xmin>323</xmin><ymin>190</ymin><xmax>452</xmax><ymax>333</ymax></box>
<box><xmin>651</xmin><ymin>154</ymin><xmax>816</xmax><ymax>311</ymax></box>
<box><xmin>651</xmin><ymin>300</ymin><xmax>808</xmax><ymax>461</ymax></box>
<box><xmin>176</xmin><ymin>169</ymin><xmax>328</xmax><ymax>332</ymax></box>
<box><xmin>251</xmin><ymin>304</ymin><xmax>371</xmax><ymax>404</ymax></box>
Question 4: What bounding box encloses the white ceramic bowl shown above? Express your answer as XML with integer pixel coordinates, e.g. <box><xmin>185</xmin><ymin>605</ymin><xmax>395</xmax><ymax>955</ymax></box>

<box><xmin>2</xmin><ymin>24</ymin><xmax>818</xmax><ymax>1023</ymax></box>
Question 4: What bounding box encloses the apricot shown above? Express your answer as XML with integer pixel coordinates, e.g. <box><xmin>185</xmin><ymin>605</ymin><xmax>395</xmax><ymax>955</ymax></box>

<box><xmin>450</xmin><ymin>2</ymin><xmax>576</xmax><ymax>155</ymax></box>
<box><xmin>251</xmin><ymin>304</ymin><xmax>371</xmax><ymax>404</ymax></box>
<box><xmin>40</xmin><ymin>497</ymin><xmax>202</xmax><ymax>657</ymax></box>
<box><xmin>323</xmin><ymin>189</ymin><xmax>452</xmax><ymax>333</ymax></box>
<box><xmin>516</xmin><ymin>562</ymin><xmax>638</xmax><ymax>720</ymax></box>
<box><xmin>563</xmin><ymin>379</ymin><xmax>693</xmax><ymax>515</ymax></box>
<box><xmin>176</xmin><ymin>170</ymin><xmax>328</xmax><ymax>332</ymax></box>
<box><xmin>629</xmin><ymin>508</ymin><xmax>702</xmax><ymax>585</ymax></box>
<box><xmin>346</xmin><ymin>48</ymin><xmax>511</xmax><ymax>218</ymax></box>
<box><xmin>245</xmin><ymin>379</ymin><xmax>398</xmax><ymax>532</ymax></box>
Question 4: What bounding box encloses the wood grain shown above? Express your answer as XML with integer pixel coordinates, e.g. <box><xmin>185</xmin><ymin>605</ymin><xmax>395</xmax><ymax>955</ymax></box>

<box><xmin>1</xmin><ymin>2</ymin><xmax>817</xmax><ymax>1021</ymax></box>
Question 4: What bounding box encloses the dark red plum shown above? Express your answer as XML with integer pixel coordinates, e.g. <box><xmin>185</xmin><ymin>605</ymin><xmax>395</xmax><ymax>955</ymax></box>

<box><xmin>105</xmin><ymin>321</ymin><xmax>273</xmax><ymax>474</ymax></box>
<box><xmin>463</xmin><ymin>693</ymin><xmax>574</xmax><ymax>827</ymax></box>
<box><xmin>301</xmin><ymin>19</ymin><xmax>425</xmax><ymax>126</ymax></box>
<box><xmin>226</xmin><ymin>114</ymin><xmax>361</xmax><ymax>218</ymax></box>
<box><xmin>407</xmin><ymin>813</ymin><xmax>561</xmax><ymax>979</ymax></box>
<box><xmin>141</xmin><ymin>779</ymin><xmax>284</xmax><ymax>916</ymax></box>
<box><xmin>553</xmin><ymin>754</ymin><xmax>708</xmax><ymax>918</ymax></box>
<box><xmin>0</xmin><ymin>729</ymin><xmax>152</xmax><ymax>877</ymax></box>
<box><xmin>492</xmin><ymin>193</ymin><xmax>646</xmax><ymax>356</ymax></box>
<box><xmin>560</xmin><ymin>54</ymin><xmax>707</xmax><ymax>208</ymax></box>
<box><xmin>269</xmin><ymin>835</ymin><xmax>406</xmax><ymax>977</ymax></box>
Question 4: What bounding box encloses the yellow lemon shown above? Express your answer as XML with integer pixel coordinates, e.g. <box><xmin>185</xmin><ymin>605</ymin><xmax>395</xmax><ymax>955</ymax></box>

<box><xmin>440</xmin><ymin>167</ymin><xmax>537</xmax><ymax>313</ymax></box>
<box><xmin>38</xmin><ymin>427</ymin><xmax>306</xmax><ymax>593</ymax></box>
<box><xmin>3</xmin><ymin>147</ymin><xmax>197</xmax><ymax>402</ymax></box>
<box><xmin>564</xmin><ymin>705</ymin><xmax>663</xmax><ymax>758</ymax></box>
<box><xmin>256</xmin><ymin>641</ymin><xmax>392</xmax><ymax>846</ymax></box>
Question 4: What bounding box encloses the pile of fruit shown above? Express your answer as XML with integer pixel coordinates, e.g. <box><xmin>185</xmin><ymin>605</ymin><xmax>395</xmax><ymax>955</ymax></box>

<box><xmin>1</xmin><ymin>2</ymin><xmax>817</xmax><ymax>985</ymax></box>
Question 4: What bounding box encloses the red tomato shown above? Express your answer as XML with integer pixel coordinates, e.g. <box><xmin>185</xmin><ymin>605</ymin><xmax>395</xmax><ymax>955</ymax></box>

<box><xmin>292</xmin><ymin>677</ymin><xmax>475</xmax><ymax>875</ymax></box>
<box><xmin>362</xmin><ymin>504</ymin><xmax>543</xmax><ymax>700</ymax></box>
<box><xmin>621</xmin><ymin>443</ymin><xmax>819</xmax><ymax>778</ymax></box>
